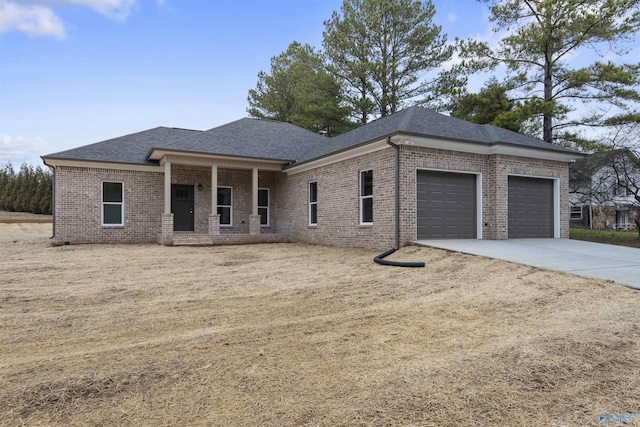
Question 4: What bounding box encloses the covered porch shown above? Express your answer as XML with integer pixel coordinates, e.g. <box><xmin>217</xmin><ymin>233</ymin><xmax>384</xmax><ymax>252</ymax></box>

<box><xmin>155</xmin><ymin>153</ymin><xmax>290</xmax><ymax>246</ymax></box>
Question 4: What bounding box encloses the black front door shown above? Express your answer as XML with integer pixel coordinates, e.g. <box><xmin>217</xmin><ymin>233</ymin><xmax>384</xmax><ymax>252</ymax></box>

<box><xmin>172</xmin><ymin>184</ymin><xmax>194</xmax><ymax>232</ymax></box>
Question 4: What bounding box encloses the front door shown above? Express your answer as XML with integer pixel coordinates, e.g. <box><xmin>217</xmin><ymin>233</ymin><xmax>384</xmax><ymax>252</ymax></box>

<box><xmin>172</xmin><ymin>184</ymin><xmax>194</xmax><ymax>232</ymax></box>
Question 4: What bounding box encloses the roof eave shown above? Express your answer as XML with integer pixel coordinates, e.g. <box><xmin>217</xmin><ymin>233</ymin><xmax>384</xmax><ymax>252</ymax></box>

<box><xmin>148</xmin><ymin>148</ymin><xmax>294</xmax><ymax>166</ymax></box>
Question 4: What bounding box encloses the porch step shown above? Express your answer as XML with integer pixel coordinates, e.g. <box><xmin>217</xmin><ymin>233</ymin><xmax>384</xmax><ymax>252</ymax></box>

<box><xmin>171</xmin><ymin>234</ymin><xmax>213</xmax><ymax>246</ymax></box>
<box><xmin>168</xmin><ymin>233</ymin><xmax>292</xmax><ymax>246</ymax></box>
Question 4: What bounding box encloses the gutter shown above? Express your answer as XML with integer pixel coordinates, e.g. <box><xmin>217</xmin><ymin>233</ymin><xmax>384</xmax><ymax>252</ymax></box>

<box><xmin>42</xmin><ymin>158</ymin><xmax>55</xmax><ymax>240</ymax></box>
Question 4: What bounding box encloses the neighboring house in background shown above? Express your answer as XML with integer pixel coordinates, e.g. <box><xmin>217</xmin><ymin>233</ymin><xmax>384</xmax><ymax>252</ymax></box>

<box><xmin>42</xmin><ymin>106</ymin><xmax>581</xmax><ymax>250</ymax></box>
<box><xmin>569</xmin><ymin>149</ymin><xmax>640</xmax><ymax>231</ymax></box>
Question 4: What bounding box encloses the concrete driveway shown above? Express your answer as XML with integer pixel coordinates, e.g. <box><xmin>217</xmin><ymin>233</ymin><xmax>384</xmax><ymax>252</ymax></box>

<box><xmin>413</xmin><ymin>239</ymin><xmax>640</xmax><ymax>290</ymax></box>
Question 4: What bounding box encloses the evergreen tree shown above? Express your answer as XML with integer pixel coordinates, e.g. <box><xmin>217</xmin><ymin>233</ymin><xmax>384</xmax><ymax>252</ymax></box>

<box><xmin>457</xmin><ymin>0</ymin><xmax>640</xmax><ymax>148</ymax></box>
<box><xmin>323</xmin><ymin>0</ymin><xmax>452</xmax><ymax>121</ymax></box>
<box><xmin>247</xmin><ymin>41</ymin><xmax>354</xmax><ymax>136</ymax></box>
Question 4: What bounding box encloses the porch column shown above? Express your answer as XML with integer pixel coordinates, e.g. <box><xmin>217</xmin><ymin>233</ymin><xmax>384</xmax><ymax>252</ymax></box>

<box><xmin>250</xmin><ymin>167</ymin><xmax>261</xmax><ymax>235</ymax></box>
<box><xmin>164</xmin><ymin>160</ymin><xmax>171</xmax><ymax>214</ymax></box>
<box><xmin>161</xmin><ymin>160</ymin><xmax>174</xmax><ymax>245</ymax></box>
<box><xmin>208</xmin><ymin>164</ymin><xmax>220</xmax><ymax>235</ymax></box>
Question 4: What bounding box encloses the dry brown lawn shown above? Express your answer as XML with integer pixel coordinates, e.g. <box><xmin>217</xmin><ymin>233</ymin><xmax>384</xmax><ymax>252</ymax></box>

<box><xmin>1</xmin><ymin>223</ymin><xmax>639</xmax><ymax>427</ymax></box>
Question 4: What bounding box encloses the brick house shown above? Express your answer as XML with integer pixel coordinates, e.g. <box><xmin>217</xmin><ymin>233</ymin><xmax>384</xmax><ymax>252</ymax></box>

<box><xmin>42</xmin><ymin>106</ymin><xmax>582</xmax><ymax>250</ymax></box>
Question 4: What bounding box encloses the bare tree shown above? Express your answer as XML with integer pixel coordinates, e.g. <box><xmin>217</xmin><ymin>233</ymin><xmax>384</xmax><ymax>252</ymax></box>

<box><xmin>571</xmin><ymin>125</ymin><xmax>640</xmax><ymax>237</ymax></box>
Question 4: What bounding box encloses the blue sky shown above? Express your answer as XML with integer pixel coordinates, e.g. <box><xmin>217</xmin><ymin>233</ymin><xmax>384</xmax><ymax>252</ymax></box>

<box><xmin>0</xmin><ymin>0</ymin><xmax>636</xmax><ymax>167</ymax></box>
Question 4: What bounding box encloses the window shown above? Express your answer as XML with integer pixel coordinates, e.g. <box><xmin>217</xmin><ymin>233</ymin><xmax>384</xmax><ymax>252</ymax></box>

<box><xmin>615</xmin><ymin>181</ymin><xmax>629</xmax><ymax>196</ymax></box>
<box><xmin>217</xmin><ymin>187</ymin><xmax>232</xmax><ymax>226</ymax></box>
<box><xmin>616</xmin><ymin>210</ymin><xmax>629</xmax><ymax>230</ymax></box>
<box><xmin>360</xmin><ymin>170</ymin><xmax>373</xmax><ymax>224</ymax></box>
<box><xmin>570</xmin><ymin>205</ymin><xmax>582</xmax><ymax>220</ymax></box>
<box><xmin>102</xmin><ymin>182</ymin><xmax>123</xmax><ymax>226</ymax></box>
<box><xmin>309</xmin><ymin>181</ymin><xmax>317</xmax><ymax>226</ymax></box>
<box><xmin>258</xmin><ymin>188</ymin><xmax>269</xmax><ymax>226</ymax></box>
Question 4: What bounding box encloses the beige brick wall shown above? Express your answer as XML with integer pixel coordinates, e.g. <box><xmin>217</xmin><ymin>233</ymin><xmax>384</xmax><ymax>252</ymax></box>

<box><xmin>278</xmin><ymin>148</ymin><xmax>396</xmax><ymax>251</ymax></box>
<box><xmin>398</xmin><ymin>146</ymin><xmax>570</xmax><ymax>244</ymax></box>
<box><xmin>169</xmin><ymin>165</ymin><xmax>279</xmax><ymax>234</ymax></box>
<box><xmin>54</xmin><ymin>146</ymin><xmax>571</xmax><ymax>247</ymax></box>
<box><xmin>53</xmin><ymin>166</ymin><xmax>163</xmax><ymax>244</ymax></box>
<box><xmin>54</xmin><ymin>165</ymin><xmax>281</xmax><ymax>244</ymax></box>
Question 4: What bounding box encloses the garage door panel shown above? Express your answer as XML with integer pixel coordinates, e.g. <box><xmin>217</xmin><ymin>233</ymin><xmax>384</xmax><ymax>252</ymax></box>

<box><xmin>508</xmin><ymin>176</ymin><xmax>554</xmax><ymax>238</ymax></box>
<box><xmin>417</xmin><ymin>170</ymin><xmax>477</xmax><ymax>239</ymax></box>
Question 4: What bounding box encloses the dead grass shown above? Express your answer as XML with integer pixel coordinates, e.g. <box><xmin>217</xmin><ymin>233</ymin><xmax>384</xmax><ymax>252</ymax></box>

<box><xmin>1</xmin><ymin>223</ymin><xmax>639</xmax><ymax>426</ymax></box>
<box><xmin>0</xmin><ymin>210</ymin><xmax>52</xmax><ymax>223</ymax></box>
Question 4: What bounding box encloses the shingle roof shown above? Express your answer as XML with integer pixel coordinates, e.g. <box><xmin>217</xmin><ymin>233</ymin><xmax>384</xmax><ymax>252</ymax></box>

<box><xmin>296</xmin><ymin>106</ymin><xmax>576</xmax><ymax>163</ymax></box>
<box><xmin>43</xmin><ymin>106</ymin><xmax>579</xmax><ymax>167</ymax></box>
<box><xmin>149</xmin><ymin>118</ymin><xmax>328</xmax><ymax>162</ymax></box>
<box><xmin>43</xmin><ymin>127</ymin><xmax>201</xmax><ymax>165</ymax></box>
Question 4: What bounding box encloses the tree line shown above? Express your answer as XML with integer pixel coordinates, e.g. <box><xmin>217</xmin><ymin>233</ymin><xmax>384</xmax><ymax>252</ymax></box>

<box><xmin>0</xmin><ymin>162</ymin><xmax>53</xmax><ymax>215</ymax></box>
<box><xmin>247</xmin><ymin>0</ymin><xmax>640</xmax><ymax>151</ymax></box>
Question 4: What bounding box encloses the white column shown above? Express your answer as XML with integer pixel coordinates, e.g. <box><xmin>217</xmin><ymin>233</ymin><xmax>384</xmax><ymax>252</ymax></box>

<box><xmin>252</xmin><ymin>167</ymin><xmax>258</xmax><ymax>216</ymax></box>
<box><xmin>211</xmin><ymin>164</ymin><xmax>218</xmax><ymax>215</ymax></box>
<box><xmin>164</xmin><ymin>160</ymin><xmax>171</xmax><ymax>214</ymax></box>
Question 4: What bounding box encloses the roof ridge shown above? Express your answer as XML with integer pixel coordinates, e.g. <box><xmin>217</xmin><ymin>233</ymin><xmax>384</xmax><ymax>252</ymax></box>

<box><xmin>482</xmin><ymin>123</ymin><xmax>500</xmax><ymax>142</ymax></box>
<box><xmin>397</xmin><ymin>106</ymin><xmax>418</xmax><ymax>131</ymax></box>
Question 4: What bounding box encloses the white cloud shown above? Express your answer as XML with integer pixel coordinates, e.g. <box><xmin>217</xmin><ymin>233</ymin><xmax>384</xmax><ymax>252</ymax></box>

<box><xmin>447</xmin><ymin>13</ymin><xmax>457</xmax><ymax>24</ymax></box>
<box><xmin>0</xmin><ymin>135</ymin><xmax>49</xmax><ymax>166</ymax></box>
<box><xmin>58</xmin><ymin>0</ymin><xmax>137</xmax><ymax>22</ymax></box>
<box><xmin>0</xmin><ymin>1</ymin><xmax>66</xmax><ymax>39</ymax></box>
<box><xmin>0</xmin><ymin>0</ymin><xmax>138</xmax><ymax>38</ymax></box>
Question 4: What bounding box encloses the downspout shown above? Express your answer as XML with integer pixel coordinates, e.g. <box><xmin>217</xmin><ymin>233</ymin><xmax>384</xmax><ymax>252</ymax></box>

<box><xmin>373</xmin><ymin>137</ymin><xmax>424</xmax><ymax>268</ymax></box>
<box><xmin>45</xmin><ymin>161</ymin><xmax>55</xmax><ymax>239</ymax></box>
<box><xmin>388</xmin><ymin>136</ymin><xmax>400</xmax><ymax>249</ymax></box>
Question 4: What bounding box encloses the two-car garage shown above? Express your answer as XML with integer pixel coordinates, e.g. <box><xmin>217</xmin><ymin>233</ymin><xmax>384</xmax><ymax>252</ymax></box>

<box><xmin>416</xmin><ymin>170</ymin><xmax>556</xmax><ymax>240</ymax></box>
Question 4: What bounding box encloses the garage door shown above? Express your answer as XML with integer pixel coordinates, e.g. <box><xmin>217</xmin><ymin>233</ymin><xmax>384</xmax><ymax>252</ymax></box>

<box><xmin>417</xmin><ymin>170</ymin><xmax>476</xmax><ymax>239</ymax></box>
<box><xmin>508</xmin><ymin>176</ymin><xmax>554</xmax><ymax>238</ymax></box>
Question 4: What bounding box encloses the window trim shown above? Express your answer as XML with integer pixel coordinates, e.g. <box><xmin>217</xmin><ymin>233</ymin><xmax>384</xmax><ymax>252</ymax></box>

<box><xmin>101</xmin><ymin>181</ymin><xmax>124</xmax><ymax>227</ymax></box>
<box><xmin>570</xmin><ymin>205</ymin><xmax>582</xmax><ymax>220</ymax></box>
<box><xmin>616</xmin><ymin>210</ymin><xmax>629</xmax><ymax>230</ymax></box>
<box><xmin>309</xmin><ymin>181</ymin><xmax>318</xmax><ymax>226</ymax></box>
<box><xmin>217</xmin><ymin>186</ymin><xmax>233</xmax><ymax>227</ymax></box>
<box><xmin>615</xmin><ymin>181</ymin><xmax>629</xmax><ymax>197</ymax></box>
<box><xmin>258</xmin><ymin>187</ymin><xmax>269</xmax><ymax>227</ymax></box>
<box><xmin>359</xmin><ymin>169</ymin><xmax>373</xmax><ymax>225</ymax></box>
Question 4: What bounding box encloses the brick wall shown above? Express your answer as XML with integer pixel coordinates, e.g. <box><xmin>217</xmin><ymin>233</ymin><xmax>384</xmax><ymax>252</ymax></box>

<box><xmin>397</xmin><ymin>146</ymin><xmax>570</xmax><ymax>244</ymax></box>
<box><xmin>53</xmin><ymin>166</ymin><xmax>163</xmax><ymax>244</ymax></box>
<box><xmin>54</xmin><ymin>146</ymin><xmax>571</xmax><ymax>247</ymax></box>
<box><xmin>170</xmin><ymin>165</ymin><xmax>279</xmax><ymax>234</ymax></box>
<box><xmin>278</xmin><ymin>148</ymin><xmax>396</xmax><ymax>251</ymax></box>
<box><xmin>54</xmin><ymin>165</ymin><xmax>282</xmax><ymax>244</ymax></box>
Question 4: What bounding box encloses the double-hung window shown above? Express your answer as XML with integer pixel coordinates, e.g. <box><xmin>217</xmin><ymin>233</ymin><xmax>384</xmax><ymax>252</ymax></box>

<box><xmin>360</xmin><ymin>170</ymin><xmax>373</xmax><ymax>224</ymax></box>
<box><xmin>258</xmin><ymin>188</ymin><xmax>269</xmax><ymax>226</ymax></box>
<box><xmin>102</xmin><ymin>182</ymin><xmax>123</xmax><ymax>226</ymax></box>
<box><xmin>309</xmin><ymin>181</ymin><xmax>318</xmax><ymax>226</ymax></box>
<box><xmin>570</xmin><ymin>205</ymin><xmax>582</xmax><ymax>220</ymax></box>
<box><xmin>217</xmin><ymin>187</ymin><xmax>232</xmax><ymax>226</ymax></box>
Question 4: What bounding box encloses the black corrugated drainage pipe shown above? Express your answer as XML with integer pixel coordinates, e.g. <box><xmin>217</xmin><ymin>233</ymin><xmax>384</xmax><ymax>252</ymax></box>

<box><xmin>374</xmin><ymin>248</ymin><xmax>425</xmax><ymax>267</ymax></box>
<box><xmin>373</xmin><ymin>138</ymin><xmax>425</xmax><ymax>268</ymax></box>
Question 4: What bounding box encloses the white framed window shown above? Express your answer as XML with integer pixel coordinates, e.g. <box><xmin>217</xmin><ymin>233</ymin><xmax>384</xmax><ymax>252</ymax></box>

<box><xmin>258</xmin><ymin>188</ymin><xmax>269</xmax><ymax>226</ymax></box>
<box><xmin>615</xmin><ymin>181</ymin><xmax>629</xmax><ymax>196</ymax></box>
<box><xmin>360</xmin><ymin>169</ymin><xmax>373</xmax><ymax>224</ymax></box>
<box><xmin>102</xmin><ymin>182</ymin><xmax>124</xmax><ymax>226</ymax></box>
<box><xmin>570</xmin><ymin>205</ymin><xmax>582</xmax><ymax>220</ymax></box>
<box><xmin>217</xmin><ymin>186</ymin><xmax>232</xmax><ymax>226</ymax></box>
<box><xmin>616</xmin><ymin>210</ymin><xmax>629</xmax><ymax>230</ymax></box>
<box><xmin>309</xmin><ymin>181</ymin><xmax>317</xmax><ymax>226</ymax></box>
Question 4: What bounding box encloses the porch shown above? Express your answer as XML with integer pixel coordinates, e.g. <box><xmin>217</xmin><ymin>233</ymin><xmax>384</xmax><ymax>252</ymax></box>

<box><xmin>155</xmin><ymin>154</ymin><xmax>289</xmax><ymax>246</ymax></box>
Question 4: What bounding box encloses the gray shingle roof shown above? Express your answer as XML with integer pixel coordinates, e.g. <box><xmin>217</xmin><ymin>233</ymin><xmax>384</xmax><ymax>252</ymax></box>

<box><xmin>149</xmin><ymin>118</ymin><xmax>328</xmax><ymax>162</ymax></box>
<box><xmin>295</xmin><ymin>106</ymin><xmax>577</xmax><ymax>163</ymax></box>
<box><xmin>43</xmin><ymin>127</ymin><xmax>201</xmax><ymax>165</ymax></box>
<box><xmin>43</xmin><ymin>106</ymin><xmax>579</xmax><ymax>167</ymax></box>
